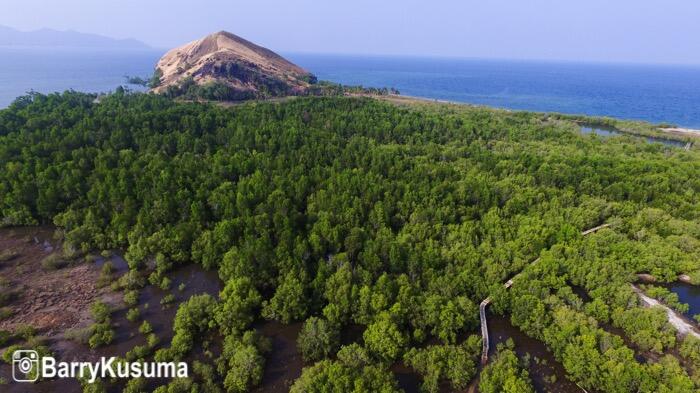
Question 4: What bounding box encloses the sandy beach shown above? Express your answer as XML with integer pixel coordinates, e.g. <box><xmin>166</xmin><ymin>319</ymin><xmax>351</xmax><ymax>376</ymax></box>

<box><xmin>660</xmin><ymin>127</ymin><xmax>700</xmax><ymax>138</ymax></box>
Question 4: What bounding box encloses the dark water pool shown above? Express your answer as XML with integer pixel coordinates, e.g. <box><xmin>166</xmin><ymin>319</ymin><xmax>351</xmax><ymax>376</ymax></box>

<box><xmin>487</xmin><ymin>313</ymin><xmax>581</xmax><ymax>393</ymax></box>
<box><xmin>667</xmin><ymin>282</ymin><xmax>700</xmax><ymax>318</ymax></box>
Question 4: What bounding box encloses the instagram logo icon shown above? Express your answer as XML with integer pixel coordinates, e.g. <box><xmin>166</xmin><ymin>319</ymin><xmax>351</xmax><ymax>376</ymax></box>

<box><xmin>12</xmin><ymin>350</ymin><xmax>39</xmax><ymax>382</ymax></box>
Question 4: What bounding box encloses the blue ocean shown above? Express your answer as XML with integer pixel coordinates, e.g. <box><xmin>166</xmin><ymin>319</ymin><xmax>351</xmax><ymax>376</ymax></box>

<box><xmin>2</xmin><ymin>47</ymin><xmax>700</xmax><ymax>128</ymax></box>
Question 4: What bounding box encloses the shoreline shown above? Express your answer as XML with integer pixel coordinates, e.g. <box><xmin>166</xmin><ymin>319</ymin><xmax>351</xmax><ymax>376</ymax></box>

<box><xmin>660</xmin><ymin>127</ymin><xmax>700</xmax><ymax>137</ymax></box>
<box><xmin>631</xmin><ymin>285</ymin><xmax>700</xmax><ymax>339</ymax></box>
<box><xmin>376</xmin><ymin>94</ymin><xmax>700</xmax><ymax>140</ymax></box>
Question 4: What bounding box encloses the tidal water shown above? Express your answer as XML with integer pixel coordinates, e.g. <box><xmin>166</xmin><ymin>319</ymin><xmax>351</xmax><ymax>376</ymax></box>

<box><xmin>580</xmin><ymin>125</ymin><xmax>689</xmax><ymax>147</ymax></box>
<box><xmin>0</xmin><ymin>47</ymin><xmax>161</xmax><ymax>106</ymax></box>
<box><xmin>3</xmin><ymin>47</ymin><xmax>700</xmax><ymax>128</ymax></box>
<box><xmin>289</xmin><ymin>53</ymin><xmax>700</xmax><ymax>128</ymax></box>
<box><xmin>668</xmin><ymin>282</ymin><xmax>700</xmax><ymax>318</ymax></box>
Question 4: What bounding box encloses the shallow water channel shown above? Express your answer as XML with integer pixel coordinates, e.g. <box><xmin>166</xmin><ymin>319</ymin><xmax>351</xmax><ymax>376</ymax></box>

<box><xmin>1</xmin><ymin>254</ymin><xmax>223</xmax><ymax>393</ymax></box>
<box><xmin>580</xmin><ymin>125</ymin><xmax>688</xmax><ymax>148</ymax></box>
<box><xmin>485</xmin><ymin>313</ymin><xmax>581</xmax><ymax>393</ymax></box>
<box><xmin>1</xmin><ymin>248</ymin><xmax>586</xmax><ymax>393</ymax></box>
<box><xmin>666</xmin><ymin>282</ymin><xmax>700</xmax><ymax>319</ymax></box>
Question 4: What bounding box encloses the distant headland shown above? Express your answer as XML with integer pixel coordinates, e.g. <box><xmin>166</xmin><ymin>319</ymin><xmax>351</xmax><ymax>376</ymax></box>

<box><xmin>0</xmin><ymin>24</ymin><xmax>150</xmax><ymax>49</ymax></box>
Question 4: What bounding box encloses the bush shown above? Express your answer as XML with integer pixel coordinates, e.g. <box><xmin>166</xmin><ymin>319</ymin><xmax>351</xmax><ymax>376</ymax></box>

<box><xmin>139</xmin><ymin>320</ymin><xmax>153</xmax><ymax>335</ymax></box>
<box><xmin>0</xmin><ymin>330</ymin><xmax>12</xmax><ymax>347</ymax></box>
<box><xmin>147</xmin><ymin>333</ymin><xmax>160</xmax><ymax>348</ymax></box>
<box><xmin>88</xmin><ymin>323</ymin><xmax>114</xmax><ymax>348</ymax></box>
<box><xmin>161</xmin><ymin>294</ymin><xmax>175</xmax><ymax>305</ymax></box>
<box><xmin>40</xmin><ymin>254</ymin><xmax>68</xmax><ymax>270</ymax></box>
<box><xmin>84</xmin><ymin>254</ymin><xmax>98</xmax><ymax>263</ymax></box>
<box><xmin>159</xmin><ymin>277</ymin><xmax>171</xmax><ymax>291</ymax></box>
<box><xmin>126</xmin><ymin>307</ymin><xmax>140</xmax><ymax>322</ymax></box>
<box><xmin>15</xmin><ymin>324</ymin><xmax>35</xmax><ymax>340</ymax></box>
<box><xmin>123</xmin><ymin>290</ymin><xmax>139</xmax><ymax>306</ymax></box>
<box><xmin>120</xmin><ymin>270</ymin><xmax>146</xmax><ymax>290</ymax></box>
<box><xmin>0</xmin><ymin>250</ymin><xmax>19</xmax><ymax>262</ymax></box>
<box><xmin>97</xmin><ymin>261</ymin><xmax>114</xmax><ymax>287</ymax></box>
<box><xmin>64</xmin><ymin>326</ymin><xmax>92</xmax><ymax>344</ymax></box>
<box><xmin>0</xmin><ymin>307</ymin><xmax>13</xmax><ymax>321</ymax></box>
<box><xmin>125</xmin><ymin>345</ymin><xmax>151</xmax><ymax>361</ymax></box>
<box><xmin>88</xmin><ymin>301</ymin><xmax>114</xmax><ymax>348</ymax></box>
<box><xmin>90</xmin><ymin>301</ymin><xmax>111</xmax><ymax>323</ymax></box>
<box><xmin>0</xmin><ymin>286</ymin><xmax>17</xmax><ymax>308</ymax></box>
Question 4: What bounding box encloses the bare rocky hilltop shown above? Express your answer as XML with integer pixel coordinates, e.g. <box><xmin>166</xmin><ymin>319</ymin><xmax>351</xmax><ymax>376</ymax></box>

<box><xmin>151</xmin><ymin>31</ymin><xmax>316</xmax><ymax>99</ymax></box>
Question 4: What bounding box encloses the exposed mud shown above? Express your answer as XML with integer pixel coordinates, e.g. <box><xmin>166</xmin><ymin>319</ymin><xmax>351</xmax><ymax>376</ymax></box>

<box><xmin>0</xmin><ymin>227</ymin><xmax>112</xmax><ymax>335</ymax></box>
<box><xmin>0</xmin><ymin>227</ymin><xmax>222</xmax><ymax>392</ymax></box>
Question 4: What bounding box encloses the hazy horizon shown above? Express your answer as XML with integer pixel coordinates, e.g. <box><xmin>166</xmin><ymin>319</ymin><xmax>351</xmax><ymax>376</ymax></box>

<box><xmin>2</xmin><ymin>0</ymin><xmax>700</xmax><ymax>66</ymax></box>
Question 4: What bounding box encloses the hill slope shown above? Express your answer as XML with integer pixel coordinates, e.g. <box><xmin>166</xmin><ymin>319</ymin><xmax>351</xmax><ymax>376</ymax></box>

<box><xmin>151</xmin><ymin>31</ymin><xmax>316</xmax><ymax>99</ymax></box>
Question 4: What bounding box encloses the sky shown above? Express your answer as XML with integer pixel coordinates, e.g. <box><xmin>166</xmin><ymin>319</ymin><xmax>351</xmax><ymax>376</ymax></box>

<box><xmin>2</xmin><ymin>0</ymin><xmax>700</xmax><ymax>65</ymax></box>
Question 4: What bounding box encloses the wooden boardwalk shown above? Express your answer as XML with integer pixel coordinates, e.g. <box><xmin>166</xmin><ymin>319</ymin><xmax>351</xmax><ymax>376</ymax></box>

<box><xmin>479</xmin><ymin>297</ymin><xmax>491</xmax><ymax>364</ymax></box>
<box><xmin>479</xmin><ymin>223</ymin><xmax>611</xmax><ymax>366</ymax></box>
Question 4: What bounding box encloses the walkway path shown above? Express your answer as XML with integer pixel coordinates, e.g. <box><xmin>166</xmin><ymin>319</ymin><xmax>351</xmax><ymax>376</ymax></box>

<box><xmin>480</xmin><ymin>223</ymin><xmax>611</xmax><ymax>365</ymax></box>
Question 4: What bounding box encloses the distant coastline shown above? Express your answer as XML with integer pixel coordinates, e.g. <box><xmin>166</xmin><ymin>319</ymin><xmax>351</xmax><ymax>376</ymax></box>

<box><xmin>2</xmin><ymin>48</ymin><xmax>700</xmax><ymax>131</ymax></box>
<box><xmin>376</xmin><ymin>93</ymin><xmax>700</xmax><ymax>141</ymax></box>
<box><xmin>289</xmin><ymin>53</ymin><xmax>700</xmax><ymax>129</ymax></box>
<box><xmin>0</xmin><ymin>24</ymin><xmax>150</xmax><ymax>49</ymax></box>
<box><xmin>660</xmin><ymin>127</ymin><xmax>700</xmax><ymax>137</ymax></box>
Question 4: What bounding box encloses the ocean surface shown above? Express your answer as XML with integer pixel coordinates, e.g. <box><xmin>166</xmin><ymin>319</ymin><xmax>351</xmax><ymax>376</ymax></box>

<box><xmin>2</xmin><ymin>47</ymin><xmax>700</xmax><ymax>128</ymax></box>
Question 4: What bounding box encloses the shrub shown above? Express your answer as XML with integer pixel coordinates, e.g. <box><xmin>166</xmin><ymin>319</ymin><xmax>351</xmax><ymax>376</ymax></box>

<box><xmin>88</xmin><ymin>323</ymin><xmax>114</xmax><ymax>348</ymax></box>
<box><xmin>125</xmin><ymin>345</ymin><xmax>151</xmax><ymax>361</ymax></box>
<box><xmin>0</xmin><ymin>307</ymin><xmax>13</xmax><ymax>321</ymax></box>
<box><xmin>40</xmin><ymin>254</ymin><xmax>68</xmax><ymax>270</ymax></box>
<box><xmin>123</xmin><ymin>290</ymin><xmax>139</xmax><ymax>306</ymax></box>
<box><xmin>97</xmin><ymin>261</ymin><xmax>114</xmax><ymax>287</ymax></box>
<box><xmin>120</xmin><ymin>270</ymin><xmax>146</xmax><ymax>290</ymax></box>
<box><xmin>15</xmin><ymin>324</ymin><xmax>36</xmax><ymax>340</ymax></box>
<box><xmin>139</xmin><ymin>320</ymin><xmax>153</xmax><ymax>335</ymax></box>
<box><xmin>88</xmin><ymin>300</ymin><xmax>114</xmax><ymax>348</ymax></box>
<box><xmin>159</xmin><ymin>277</ymin><xmax>171</xmax><ymax>291</ymax></box>
<box><xmin>90</xmin><ymin>301</ymin><xmax>111</xmax><ymax>323</ymax></box>
<box><xmin>161</xmin><ymin>294</ymin><xmax>175</xmax><ymax>305</ymax></box>
<box><xmin>64</xmin><ymin>326</ymin><xmax>92</xmax><ymax>344</ymax></box>
<box><xmin>126</xmin><ymin>307</ymin><xmax>140</xmax><ymax>322</ymax></box>
<box><xmin>0</xmin><ymin>250</ymin><xmax>19</xmax><ymax>262</ymax></box>
<box><xmin>147</xmin><ymin>333</ymin><xmax>160</xmax><ymax>348</ymax></box>
<box><xmin>84</xmin><ymin>254</ymin><xmax>98</xmax><ymax>263</ymax></box>
<box><xmin>0</xmin><ymin>330</ymin><xmax>12</xmax><ymax>347</ymax></box>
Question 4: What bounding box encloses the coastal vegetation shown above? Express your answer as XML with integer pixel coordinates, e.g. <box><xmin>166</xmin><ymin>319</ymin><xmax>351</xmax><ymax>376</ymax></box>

<box><xmin>0</xmin><ymin>91</ymin><xmax>699</xmax><ymax>391</ymax></box>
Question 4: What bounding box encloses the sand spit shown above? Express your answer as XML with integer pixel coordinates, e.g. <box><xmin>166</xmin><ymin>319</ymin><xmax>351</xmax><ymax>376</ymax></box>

<box><xmin>631</xmin><ymin>285</ymin><xmax>700</xmax><ymax>339</ymax></box>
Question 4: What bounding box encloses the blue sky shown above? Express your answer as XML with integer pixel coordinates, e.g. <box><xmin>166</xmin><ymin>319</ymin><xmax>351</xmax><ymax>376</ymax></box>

<box><xmin>2</xmin><ymin>0</ymin><xmax>700</xmax><ymax>64</ymax></box>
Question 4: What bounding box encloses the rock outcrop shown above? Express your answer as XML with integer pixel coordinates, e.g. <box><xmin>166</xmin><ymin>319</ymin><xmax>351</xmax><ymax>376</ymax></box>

<box><xmin>151</xmin><ymin>31</ymin><xmax>315</xmax><ymax>99</ymax></box>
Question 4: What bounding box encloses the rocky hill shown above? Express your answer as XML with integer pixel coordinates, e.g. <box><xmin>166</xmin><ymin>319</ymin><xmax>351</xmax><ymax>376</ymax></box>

<box><xmin>151</xmin><ymin>31</ymin><xmax>316</xmax><ymax>100</ymax></box>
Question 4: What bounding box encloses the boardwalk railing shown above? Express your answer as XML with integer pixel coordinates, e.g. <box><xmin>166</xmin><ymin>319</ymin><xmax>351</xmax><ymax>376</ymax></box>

<box><xmin>479</xmin><ymin>223</ymin><xmax>611</xmax><ymax>367</ymax></box>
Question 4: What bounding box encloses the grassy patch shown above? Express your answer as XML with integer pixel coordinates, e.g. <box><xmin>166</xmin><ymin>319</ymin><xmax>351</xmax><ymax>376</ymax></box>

<box><xmin>0</xmin><ymin>307</ymin><xmax>13</xmax><ymax>321</ymax></box>
<box><xmin>0</xmin><ymin>281</ymin><xmax>19</xmax><ymax>307</ymax></box>
<box><xmin>40</xmin><ymin>254</ymin><xmax>68</xmax><ymax>270</ymax></box>
<box><xmin>0</xmin><ymin>250</ymin><xmax>19</xmax><ymax>263</ymax></box>
<box><xmin>64</xmin><ymin>326</ymin><xmax>92</xmax><ymax>345</ymax></box>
